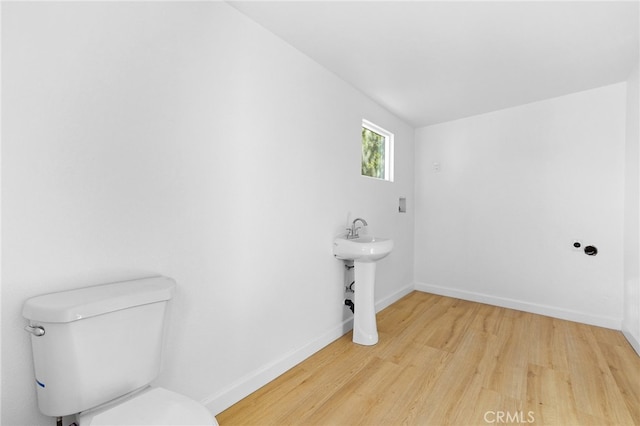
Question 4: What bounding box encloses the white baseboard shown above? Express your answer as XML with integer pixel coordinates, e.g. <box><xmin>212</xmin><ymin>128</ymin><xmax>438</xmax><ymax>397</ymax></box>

<box><xmin>622</xmin><ymin>328</ymin><xmax>640</xmax><ymax>356</ymax></box>
<box><xmin>202</xmin><ymin>318</ymin><xmax>349</xmax><ymax>415</ymax></box>
<box><xmin>202</xmin><ymin>282</ymin><xmax>414</xmax><ymax>415</ymax></box>
<box><xmin>376</xmin><ymin>282</ymin><xmax>414</xmax><ymax>312</ymax></box>
<box><xmin>414</xmin><ymin>281</ymin><xmax>622</xmax><ymax>330</ymax></box>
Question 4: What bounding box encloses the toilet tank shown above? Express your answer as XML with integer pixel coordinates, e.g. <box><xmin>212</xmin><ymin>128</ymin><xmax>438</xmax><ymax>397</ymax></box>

<box><xmin>22</xmin><ymin>276</ymin><xmax>176</xmax><ymax>417</ymax></box>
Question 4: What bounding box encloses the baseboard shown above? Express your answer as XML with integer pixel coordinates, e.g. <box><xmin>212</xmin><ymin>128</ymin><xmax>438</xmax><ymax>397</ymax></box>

<box><xmin>202</xmin><ymin>282</ymin><xmax>414</xmax><ymax>415</ymax></box>
<box><xmin>376</xmin><ymin>282</ymin><xmax>415</xmax><ymax>312</ymax></box>
<box><xmin>414</xmin><ymin>281</ymin><xmax>622</xmax><ymax>330</ymax></box>
<box><xmin>622</xmin><ymin>328</ymin><xmax>640</xmax><ymax>356</ymax></box>
<box><xmin>202</xmin><ymin>317</ymin><xmax>351</xmax><ymax>415</ymax></box>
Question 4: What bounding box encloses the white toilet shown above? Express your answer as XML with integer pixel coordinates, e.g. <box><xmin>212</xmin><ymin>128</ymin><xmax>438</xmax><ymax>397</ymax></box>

<box><xmin>22</xmin><ymin>276</ymin><xmax>219</xmax><ymax>426</ymax></box>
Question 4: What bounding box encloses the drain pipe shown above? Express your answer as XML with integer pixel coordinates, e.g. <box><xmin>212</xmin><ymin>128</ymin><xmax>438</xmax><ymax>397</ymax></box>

<box><xmin>56</xmin><ymin>417</ymin><xmax>62</xmax><ymax>426</ymax></box>
<box><xmin>345</xmin><ymin>299</ymin><xmax>355</xmax><ymax>313</ymax></box>
<box><xmin>344</xmin><ymin>261</ymin><xmax>355</xmax><ymax>313</ymax></box>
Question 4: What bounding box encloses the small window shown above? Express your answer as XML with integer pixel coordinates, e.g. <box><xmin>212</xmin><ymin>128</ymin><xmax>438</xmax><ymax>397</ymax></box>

<box><xmin>361</xmin><ymin>119</ymin><xmax>393</xmax><ymax>181</ymax></box>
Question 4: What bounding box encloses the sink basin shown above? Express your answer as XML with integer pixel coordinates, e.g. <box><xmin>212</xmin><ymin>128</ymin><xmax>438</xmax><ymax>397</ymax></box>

<box><xmin>333</xmin><ymin>234</ymin><xmax>394</xmax><ymax>262</ymax></box>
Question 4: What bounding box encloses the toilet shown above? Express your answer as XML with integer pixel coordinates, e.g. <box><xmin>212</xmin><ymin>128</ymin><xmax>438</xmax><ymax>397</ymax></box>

<box><xmin>22</xmin><ymin>276</ymin><xmax>218</xmax><ymax>426</ymax></box>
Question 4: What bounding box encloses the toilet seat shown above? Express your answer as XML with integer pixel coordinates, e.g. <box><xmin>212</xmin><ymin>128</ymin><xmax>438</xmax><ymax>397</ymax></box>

<box><xmin>77</xmin><ymin>387</ymin><xmax>218</xmax><ymax>426</ymax></box>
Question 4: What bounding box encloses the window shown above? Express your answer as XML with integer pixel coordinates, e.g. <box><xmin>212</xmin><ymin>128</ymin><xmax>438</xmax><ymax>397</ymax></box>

<box><xmin>361</xmin><ymin>119</ymin><xmax>393</xmax><ymax>181</ymax></box>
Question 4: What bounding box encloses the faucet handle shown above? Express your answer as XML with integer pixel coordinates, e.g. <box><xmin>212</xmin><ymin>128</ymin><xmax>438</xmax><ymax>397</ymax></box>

<box><xmin>346</xmin><ymin>227</ymin><xmax>362</xmax><ymax>239</ymax></box>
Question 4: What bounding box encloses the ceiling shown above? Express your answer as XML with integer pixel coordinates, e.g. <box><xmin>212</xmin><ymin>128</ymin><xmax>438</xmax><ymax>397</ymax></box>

<box><xmin>229</xmin><ymin>1</ymin><xmax>639</xmax><ymax>128</ymax></box>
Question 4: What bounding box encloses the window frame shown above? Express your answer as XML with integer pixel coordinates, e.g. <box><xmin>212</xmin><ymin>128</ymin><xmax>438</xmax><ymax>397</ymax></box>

<box><xmin>361</xmin><ymin>119</ymin><xmax>394</xmax><ymax>182</ymax></box>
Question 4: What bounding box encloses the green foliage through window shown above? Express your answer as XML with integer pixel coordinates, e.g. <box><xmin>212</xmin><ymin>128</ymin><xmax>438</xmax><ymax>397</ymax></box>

<box><xmin>361</xmin><ymin>127</ymin><xmax>386</xmax><ymax>179</ymax></box>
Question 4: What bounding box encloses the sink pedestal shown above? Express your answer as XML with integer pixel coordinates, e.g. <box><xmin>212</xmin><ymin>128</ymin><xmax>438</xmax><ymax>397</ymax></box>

<box><xmin>353</xmin><ymin>261</ymin><xmax>378</xmax><ymax>345</ymax></box>
<box><xmin>333</xmin><ymin>232</ymin><xmax>393</xmax><ymax>347</ymax></box>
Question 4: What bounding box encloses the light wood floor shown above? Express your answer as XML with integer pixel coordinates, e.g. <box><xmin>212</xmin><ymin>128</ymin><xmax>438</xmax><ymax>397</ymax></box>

<box><xmin>217</xmin><ymin>292</ymin><xmax>640</xmax><ymax>425</ymax></box>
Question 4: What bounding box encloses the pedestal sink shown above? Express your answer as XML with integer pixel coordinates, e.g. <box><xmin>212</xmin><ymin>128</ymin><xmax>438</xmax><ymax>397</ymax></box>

<box><xmin>333</xmin><ymin>234</ymin><xmax>394</xmax><ymax>345</ymax></box>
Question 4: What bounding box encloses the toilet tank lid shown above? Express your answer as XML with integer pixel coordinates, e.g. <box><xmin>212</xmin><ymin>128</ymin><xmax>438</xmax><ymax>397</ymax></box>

<box><xmin>23</xmin><ymin>276</ymin><xmax>176</xmax><ymax>323</ymax></box>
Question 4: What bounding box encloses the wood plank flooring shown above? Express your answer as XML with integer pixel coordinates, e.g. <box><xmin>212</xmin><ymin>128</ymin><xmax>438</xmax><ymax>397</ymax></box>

<box><xmin>217</xmin><ymin>292</ymin><xmax>640</xmax><ymax>425</ymax></box>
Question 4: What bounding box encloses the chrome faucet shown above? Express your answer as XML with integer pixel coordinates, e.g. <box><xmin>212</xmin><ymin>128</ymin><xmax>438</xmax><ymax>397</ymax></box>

<box><xmin>347</xmin><ymin>218</ymin><xmax>368</xmax><ymax>239</ymax></box>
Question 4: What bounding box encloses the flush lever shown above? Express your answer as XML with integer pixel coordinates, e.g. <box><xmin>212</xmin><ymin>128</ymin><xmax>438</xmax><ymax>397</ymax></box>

<box><xmin>24</xmin><ymin>325</ymin><xmax>45</xmax><ymax>337</ymax></box>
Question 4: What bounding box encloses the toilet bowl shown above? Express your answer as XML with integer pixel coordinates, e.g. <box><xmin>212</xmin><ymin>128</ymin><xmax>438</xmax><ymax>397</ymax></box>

<box><xmin>77</xmin><ymin>387</ymin><xmax>217</xmax><ymax>426</ymax></box>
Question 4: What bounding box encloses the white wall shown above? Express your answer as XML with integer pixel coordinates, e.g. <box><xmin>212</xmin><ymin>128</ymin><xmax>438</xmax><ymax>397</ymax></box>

<box><xmin>1</xmin><ymin>3</ymin><xmax>414</xmax><ymax>425</ymax></box>
<box><xmin>624</xmin><ymin>59</ymin><xmax>640</xmax><ymax>354</ymax></box>
<box><xmin>414</xmin><ymin>84</ymin><xmax>626</xmax><ymax>328</ymax></box>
